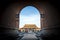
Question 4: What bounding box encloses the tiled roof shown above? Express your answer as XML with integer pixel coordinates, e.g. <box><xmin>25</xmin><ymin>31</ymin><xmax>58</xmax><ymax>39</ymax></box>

<box><xmin>21</xmin><ymin>24</ymin><xmax>39</xmax><ymax>28</ymax></box>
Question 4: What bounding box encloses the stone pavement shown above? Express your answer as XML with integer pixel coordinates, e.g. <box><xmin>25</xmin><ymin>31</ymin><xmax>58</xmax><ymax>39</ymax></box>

<box><xmin>20</xmin><ymin>32</ymin><xmax>38</xmax><ymax>40</ymax></box>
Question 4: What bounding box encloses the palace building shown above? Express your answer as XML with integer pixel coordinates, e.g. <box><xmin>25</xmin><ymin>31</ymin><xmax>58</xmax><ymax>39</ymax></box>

<box><xmin>19</xmin><ymin>24</ymin><xmax>41</xmax><ymax>32</ymax></box>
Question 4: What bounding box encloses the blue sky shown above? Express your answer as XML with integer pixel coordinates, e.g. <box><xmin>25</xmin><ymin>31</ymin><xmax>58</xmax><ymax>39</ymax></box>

<box><xmin>19</xmin><ymin>6</ymin><xmax>41</xmax><ymax>28</ymax></box>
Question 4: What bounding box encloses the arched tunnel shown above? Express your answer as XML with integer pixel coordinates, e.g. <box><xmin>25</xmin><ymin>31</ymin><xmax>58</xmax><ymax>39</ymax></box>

<box><xmin>0</xmin><ymin>0</ymin><xmax>60</xmax><ymax>40</ymax></box>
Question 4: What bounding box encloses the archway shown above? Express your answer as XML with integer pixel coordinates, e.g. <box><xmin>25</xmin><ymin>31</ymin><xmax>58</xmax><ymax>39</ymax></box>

<box><xmin>19</xmin><ymin>6</ymin><xmax>41</xmax><ymax>32</ymax></box>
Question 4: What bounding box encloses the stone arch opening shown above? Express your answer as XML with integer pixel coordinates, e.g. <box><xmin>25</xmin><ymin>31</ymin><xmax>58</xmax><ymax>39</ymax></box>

<box><xmin>17</xmin><ymin>5</ymin><xmax>41</xmax><ymax>32</ymax></box>
<box><xmin>15</xmin><ymin>3</ymin><xmax>45</xmax><ymax>29</ymax></box>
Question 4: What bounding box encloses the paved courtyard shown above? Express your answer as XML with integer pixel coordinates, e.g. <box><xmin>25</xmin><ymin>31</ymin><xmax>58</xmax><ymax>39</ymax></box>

<box><xmin>20</xmin><ymin>31</ymin><xmax>38</xmax><ymax>40</ymax></box>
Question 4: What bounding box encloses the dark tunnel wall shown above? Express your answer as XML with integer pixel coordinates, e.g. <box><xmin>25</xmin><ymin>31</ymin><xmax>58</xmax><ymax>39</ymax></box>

<box><xmin>0</xmin><ymin>2</ymin><xmax>60</xmax><ymax>28</ymax></box>
<box><xmin>0</xmin><ymin>0</ymin><xmax>60</xmax><ymax>40</ymax></box>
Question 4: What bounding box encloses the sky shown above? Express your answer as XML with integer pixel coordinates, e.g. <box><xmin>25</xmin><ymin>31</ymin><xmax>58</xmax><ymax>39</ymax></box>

<box><xmin>19</xmin><ymin>6</ymin><xmax>41</xmax><ymax>28</ymax></box>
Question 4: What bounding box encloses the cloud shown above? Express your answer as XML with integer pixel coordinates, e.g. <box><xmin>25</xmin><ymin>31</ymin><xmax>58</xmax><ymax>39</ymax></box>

<box><xmin>19</xmin><ymin>14</ymin><xmax>41</xmax><ymax>28</ymax></box>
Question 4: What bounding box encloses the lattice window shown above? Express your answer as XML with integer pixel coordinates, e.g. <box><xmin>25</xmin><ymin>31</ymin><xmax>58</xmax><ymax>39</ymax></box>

<box><xmin>16</xmin><ymin>14</ymin><xmax>19</xmax><ymax>18</ymax></box>
<box><xmin>40</xmin><ymin>14</ymin><xmax>45</xmax><ymax>18</ymax></box>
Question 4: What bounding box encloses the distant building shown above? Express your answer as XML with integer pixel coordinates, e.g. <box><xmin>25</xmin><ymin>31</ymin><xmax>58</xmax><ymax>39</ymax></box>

<box><xmin>19</xmin><ymin>24</ymin><xmax>41</xmax><ymax>32</ymax></box>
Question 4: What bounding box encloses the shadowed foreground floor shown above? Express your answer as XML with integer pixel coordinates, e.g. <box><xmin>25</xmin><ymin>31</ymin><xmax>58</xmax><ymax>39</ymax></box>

<box><xmin>20</xmin><ymin>32</ymin><xmax>38</xmax><ymax>40</ymax></box>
